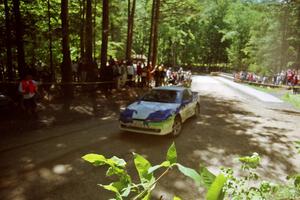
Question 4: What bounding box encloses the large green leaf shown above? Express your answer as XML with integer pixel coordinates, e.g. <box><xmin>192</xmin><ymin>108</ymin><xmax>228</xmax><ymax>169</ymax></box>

<box><xmin>173</xmin><ymin>196</ymin><xmax>182</xmax><ymax>200</ymax></box>
<box><xmin>82</xmin><ymin>154</ymin><xmax>107</xmax><ymax>166</ymax></box>
<box><xmin>141</xmin><ymin>192</ymin><xmax>151</xmax><ymax>200</ymax></box>
<box><xmin>99</xmin><ymin>183</ymin><xmax>123</xmax><ymax>200</ymax></box>
<box><xmin>167</xmin><ymin>142</ymin><xmax>177</xmax><ymax>165</ymax></box>
<box><xmin>199</xmin><ymin>166</ymin><xmax>216</xmax><ymax>189</ymax></box>
<box><xmin>176</xmin><ymin>164</ymin><xmax>202</xmax><ymax>186</ymax></box>
<box><xmin>148</xmin><ymin>161</ymin><xmax>171</xmax><ymax>174</ymax></box>
<box><xmin>106</xmin><ymin>166</ymin><xmax>125</xmax><ymax>176</ymax></box>
<box><xmin>133</xmin><ymin>153</ymin><xmax>154</xmax><ymax>184</ymax></box>
<box><xmin>206</xmin><ymin>174</ymin><xmax>227</xmax><ymax>200</ymax></box>
<box><xmin>110</xmin><ymin>156</ymin><xmax>127</xmax><ymax>167</ymax></box>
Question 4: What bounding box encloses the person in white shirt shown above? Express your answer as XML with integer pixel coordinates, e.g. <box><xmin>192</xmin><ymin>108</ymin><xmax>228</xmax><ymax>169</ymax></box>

<box><xmin>127</xmin><ymin>61</ymin><xmax>135</xmax><ymax>87</ymax></box>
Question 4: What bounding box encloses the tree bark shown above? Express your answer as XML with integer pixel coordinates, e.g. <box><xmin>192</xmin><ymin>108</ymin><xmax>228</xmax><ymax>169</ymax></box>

<box><xmin>4</xmin><ymin>0</ymin><xmax>13</xmax><ymax>81</ymax></box>
<box><xmin>126</xmin><ymin>0</ymin><xmax>136</xmax><ymax>61</ymax></box>
<box><xmin>93</xmin><ymin>0</ymin><xmax>97</xmax><ymax>60</ymax></box>
<box><xmin>280</xmin><ymin>4</ymin><xmax>288</xmax><ymax>71</ymax></box>
<box><xmin>12</xmin><ymin>0</ymin><xmax>26</xmax><ymax>78</ymax></box>
<box><xmin>61</xmin><ymin>0</ymin><xmax>73</xmax><ymax>109</ymax></box>
<box><xmin>47</xmin><ymin>0</ymin><xmax>55</xmax><ymax>81</ymax></box>
<box><xmin>85</xmin><ymin>0</ymin><xmax>93</xmax><ymax>64</ymax></box>
<box><xmin>100</xmin><ymin>0</ymin><xmax>109</xmax><ymax>70</ymax></box>
<box><xmin>79</xmin><ymin>0</ymin><xmax>86</xmax><ymax>60</ymax></box>
<box><xmin>147</xmin><ymin>0</ymin><xmax>156</xmax><ymax>68</ymax></box>
<box><xmin>151</xmin><ymin>0</ymin><xmax>160</xmax><ymax>68</ymax></box>
<box><xmin>296</xmin><ymin>1</ymin><xmax>300</xmax><ymax>69</ymax></box>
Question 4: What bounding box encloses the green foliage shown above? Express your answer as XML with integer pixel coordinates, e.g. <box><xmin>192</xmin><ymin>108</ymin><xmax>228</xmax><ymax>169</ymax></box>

<box><xmin>82</xmin><ymin>143</ymin><xmax>300</xmax><ymax>199</ymax></box>
<box><xmin>1</xmin><ymin>0</ymin><xmax>300</xmax><ymax>79</ymax></box>
<box><xmin>238</xmin><ymin>152</ymin><xmax>260</xmax><ymax>169</ymax></box>
<box><xmin>282</xmin><ymin>93</ymin><xmax>300</xmax><ymax>109</ymax></box>
<box><xmin>206</xmin><ymin>174</ymin><xmax>226</xmax><ymax>200</ymax></box>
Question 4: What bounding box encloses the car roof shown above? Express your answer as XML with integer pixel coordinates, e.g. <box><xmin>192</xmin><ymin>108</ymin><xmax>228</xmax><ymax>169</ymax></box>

<box><xmin>153</xmin><ymin>86</ymin><xmax>187</xmax><ymax>92</ymax></box>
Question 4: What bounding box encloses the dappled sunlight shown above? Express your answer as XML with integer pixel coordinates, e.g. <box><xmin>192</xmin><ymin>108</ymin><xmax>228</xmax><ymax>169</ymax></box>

<box><xmin>72</xmin><ymin>105</ymin><xmax>94</xmax><ymax>115</ymax></box>
<box><xmin>56</xmin><ymin>143</ymin><xmax>67</xmax><ymax>148</ymax></box>
<box><xmin>52</xmin><ymin>164</ymin><xmax>73</xmax><ymax>175</ymax></box>
<box><xmin>171</xmin><ymin>95</ymin><xmax>300</xmax><ymax>183</ymax></box>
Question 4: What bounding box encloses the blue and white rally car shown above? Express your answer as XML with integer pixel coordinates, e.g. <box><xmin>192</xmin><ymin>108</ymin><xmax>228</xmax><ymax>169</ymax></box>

<box><xmin>119</xmin><ymin>86</ymin><xmax>200</xmax><ymax>136</ymax></box>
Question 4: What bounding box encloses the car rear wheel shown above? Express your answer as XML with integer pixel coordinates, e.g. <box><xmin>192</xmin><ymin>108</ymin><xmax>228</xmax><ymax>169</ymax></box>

<box><xmin>171</xmin><ymin>116</ymin><xmax>182</xmax><ymax>137</ymax></box>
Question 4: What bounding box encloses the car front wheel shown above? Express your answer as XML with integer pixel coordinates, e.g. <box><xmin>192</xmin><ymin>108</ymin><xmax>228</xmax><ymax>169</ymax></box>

<box><xmin>171</xmin><ymin>116</ymin><xmax>182</xmax><ymax>137</ymax></box>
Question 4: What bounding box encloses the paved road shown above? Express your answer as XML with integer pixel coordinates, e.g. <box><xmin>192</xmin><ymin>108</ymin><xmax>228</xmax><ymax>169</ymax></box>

<box><xmin>1</xmin><ymin>75</ymin><xmax>300</xmax><ymax>200</ymax></box>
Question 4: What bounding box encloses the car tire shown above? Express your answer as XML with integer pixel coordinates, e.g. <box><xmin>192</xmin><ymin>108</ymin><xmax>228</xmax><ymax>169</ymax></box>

<box><xmin>171</xmin><ymin>116</ymin><xmax>182</xmax><ymax>137</ymax></box>
<box><xmin>194</xmin><ymin>104</ymin><xmax>200</xmax><ymax>118</ymax></box>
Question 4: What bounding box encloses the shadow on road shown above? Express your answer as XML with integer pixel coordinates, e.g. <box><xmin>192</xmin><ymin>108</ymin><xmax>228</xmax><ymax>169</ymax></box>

<box><xmin>0</xmin><ymin>94</ymin><xmax>299</xmax><ymax>200</ymax></box>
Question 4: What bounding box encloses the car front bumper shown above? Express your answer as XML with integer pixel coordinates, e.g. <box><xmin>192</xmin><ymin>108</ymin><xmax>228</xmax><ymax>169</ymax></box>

<box><xmin>119</xmin><ymin>116</ymin><xmax>174</xmax><ymax>135</ymax></box>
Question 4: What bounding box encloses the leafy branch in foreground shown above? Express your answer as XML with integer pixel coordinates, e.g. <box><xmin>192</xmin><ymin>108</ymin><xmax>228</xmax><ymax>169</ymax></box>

<box><xmin>82</xmin><ymin>142</ymin><xmax>300</xmax><ymax>200</ymax></box>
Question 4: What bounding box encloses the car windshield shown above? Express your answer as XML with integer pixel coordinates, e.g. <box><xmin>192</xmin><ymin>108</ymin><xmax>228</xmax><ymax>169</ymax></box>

<box><xmin>141</xmin><ymin>89</ymin><xmax>180</xmax><ymax>103</ymax></box>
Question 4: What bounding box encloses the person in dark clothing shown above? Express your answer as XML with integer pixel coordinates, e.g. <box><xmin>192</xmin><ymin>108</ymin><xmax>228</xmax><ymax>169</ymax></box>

<box><xmin>100</xmin><ymin>63</ymin><xmax>114</xmax><ymax>93</ymax></box>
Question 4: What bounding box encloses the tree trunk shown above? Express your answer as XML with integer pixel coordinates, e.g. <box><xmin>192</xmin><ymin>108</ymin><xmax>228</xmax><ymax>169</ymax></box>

<box><xmin>93</xmin><ymin>0</ymin><xmax>97</xmax><ymax>60</ymax></box>
<box><xmin>151</xmin><ymin>0</ymin><xmax>160</xmax><ymax>68</ymax></box>
<box><xmin>61</xmin><ymin>0</ymin><xmax>73</xmax><ymax>109</ymax></box>
<box><xmin>4</xmin><ymin>0</ymin><xmax>13</xmax><ymax>81</ymax></box>
<box><xmin>47</xmin><ymin>0</ymin><xmax>55</xmax><ymax>81</ymax></box>
<box><xmin>147</xmin><ymin>0</ymin><xmax>156</xmax><ymax>68</ymax></box>
<box><xmin>79</xmin><ymin>0</ymin><xmax>86</xmax><ymax>60</ymax></box>
<box><xmin>12</xmin><ymin>0</ymin><xmax>26</xmax><ymax>78</ymax></box>
<box><xmin>296</xmin><ymin>1</ymin><xmax>300</xmax><ymax>69</ymax></box>
<box><xmin>85</xmin><ymin>0</ymin><xmax>93</xmax><ymax>64</ymax></box>
<box><xmin>100</xmin><ymin>0</ymin><xmax>109</xmax><ymax>70</ymax></box>
<box><xmin>280</xmin><ymin>5</ymin><xmax>288</xmax><ymax>71</ymax></box>
<box><xmin>126</xmin><ymin>0</ymin><xmax>136</xmax><ymax>61</ymax></box>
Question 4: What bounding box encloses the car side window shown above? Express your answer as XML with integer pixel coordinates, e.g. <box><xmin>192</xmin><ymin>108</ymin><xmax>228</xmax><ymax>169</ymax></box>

<box><xmin>182</xmin><ymin>90</ymin><xmax>192</xmax><ymax>102</ymax></box>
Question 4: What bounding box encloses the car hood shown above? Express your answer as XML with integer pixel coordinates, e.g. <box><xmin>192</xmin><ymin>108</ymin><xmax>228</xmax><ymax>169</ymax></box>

<box><xmin>123</xmin><ymin>101</ymin><xmax>180</xmax><ymax>120</ymax></box>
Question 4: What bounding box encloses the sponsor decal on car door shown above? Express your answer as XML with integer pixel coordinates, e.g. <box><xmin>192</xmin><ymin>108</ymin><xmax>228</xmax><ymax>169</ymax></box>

<box><xmin>181</xmin><ymin>90</ymin><xmax>194</xmax><ymax>121</ymax></box>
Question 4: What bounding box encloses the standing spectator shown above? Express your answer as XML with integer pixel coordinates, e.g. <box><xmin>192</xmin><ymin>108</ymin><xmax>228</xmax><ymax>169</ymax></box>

<box><xmin>136</xmin><ymin>62</ymin><xmax>142</xmax><ymax>86</ymax></box>
<box><xmin>287</xmin><ymin>69</ymin><xmax>293</xmax><ymax>85</ymax></box>
<box><xmin>18</xmin><ymin>73</ymin><xmax>38</xmax><ymax>117</ymax></box>
<box><xmin>127</xmin><ymin>60</ymin><xmax>135</xmax><ymax>87</ymax></box>
<box><xmin>141</xmin><ymin>66</ymin><xmax>148</xmax><ymax>88</ymax></box>
<box><xmin>159</xmin><ymin>65</ymin><xmax>166</xmax><ymax>86</ymax></box>
<box><xmin>292</xmin><ymin>72</ymin><xmax>298</xmax><ymax>86</ymax></box>
<box><xmin>119</xmin><ymin>60</ymin><xmax>127</xmax><ymax>88</ymax></box>
<box><xmin>112</xmin><ymin>61</ymin><xmax>122</xmax><ymax>90</ymax></box>
<box><xmin>72</xmin><ymin>58</ymin><xmax>79</xmax><ymax>82</ymax></box>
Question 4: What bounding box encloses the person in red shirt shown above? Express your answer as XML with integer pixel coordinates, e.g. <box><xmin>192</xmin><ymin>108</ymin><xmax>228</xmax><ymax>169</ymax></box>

<box><xmin>18</xmin><ymin>74</ymin><xmax>38</xmax><ymax>116</ymax></box>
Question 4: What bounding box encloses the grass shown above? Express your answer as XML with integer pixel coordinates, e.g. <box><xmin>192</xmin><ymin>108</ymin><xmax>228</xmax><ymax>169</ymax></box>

<box><xmin>248</xmin><ymin>84</ymin><xmax>300</xmax><ymax>109</ymax></box>
<box><xmin>282</xmin><ymin>93</ymin><xmax>300</xmax><ymax>109</ymax></box>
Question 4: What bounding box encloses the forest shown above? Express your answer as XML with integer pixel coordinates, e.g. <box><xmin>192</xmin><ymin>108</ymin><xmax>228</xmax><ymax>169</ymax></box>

<box><xmin>0</xmin><ymin>0</ymin><xmax>300</xmax><ymax>82</ymax></box>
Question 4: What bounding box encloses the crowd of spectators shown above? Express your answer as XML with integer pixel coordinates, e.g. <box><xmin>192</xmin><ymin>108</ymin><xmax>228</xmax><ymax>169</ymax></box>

<box><xmin>70</xmin><ymin>56</ymin><xmax>192</xmax><ymax>92</ymax></box>
<box><xmin>234</xmin><ymin>69</ymin><xmax>299</xmax><ymax>86</ymax></box>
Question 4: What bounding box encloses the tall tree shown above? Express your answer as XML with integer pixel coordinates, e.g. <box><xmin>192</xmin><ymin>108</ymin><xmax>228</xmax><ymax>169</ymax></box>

<box><xmin>93</xmin><ymin>0</ymin><xmax>97</xmax><ymax>59</ymax></box>
<box><xmin>151</xmin><ymin>0</ymin><xmax>160</xmax><ymax>67</ymax></box>
<box><xmin>47</xmin><ymin>0</ymin><xmax>55</xmax><ymax>81</ymax></box>
<box><xmin>295</xmin><ymin>0</ymin><xmax>300</xmax><ymax>69</ymax></box>
<box><xmin>85</xmin><ymin>0</ymin><xmax>93</xmax><ymax>64</ymax></box>
<box><xmin>100</xmin><ymin>0</ymin><xmax>109</xmax><ymax>70</ymax></box>
<box><xmin>12</xmin><ymin>0</ymin><xmax>26</xmax><ymax>78</ymax></box>
<box><xmin>126</xmin><ymin>0</ymin><xmax>136</xmax><ymax>60</ymax></box>
<box><xmin>147</xmin><ymin>0</ymin><xmax>156</xmax><ymax>67</ymax></box>
<box><xmin>4</xmin><ymin>0</ymin><xmax>13</xmax><ymax>81</ymax></box>
<box><xmin>79</xmin><ymin>0</ymin><xmax>86</xmax><ymax>60</ymax></box>
<box><xmin>280</xmin><ymin>4</ymin><xmax>289</xmax><ymax>71</ymax></box>
<box><xmin>61</xmin><ymin>0</ymin><xmax>73</xmax><ymax>108</ymax></box>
